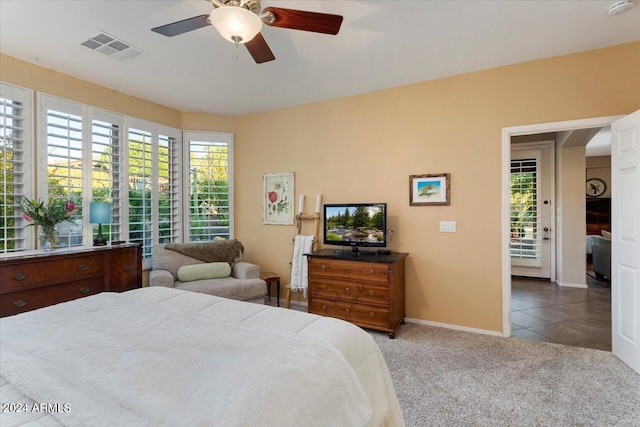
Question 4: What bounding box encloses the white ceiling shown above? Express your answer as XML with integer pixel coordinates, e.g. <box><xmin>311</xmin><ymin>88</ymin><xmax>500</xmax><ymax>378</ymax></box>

<box><xmin>1</xmin><ymin>1</ymin><xmax>639</xmax><ymax>116</ymax></box>
<box><xmin>586</xmin><ymin>127</ymin><xmax>612</xmax><ymax>157</ymax></box>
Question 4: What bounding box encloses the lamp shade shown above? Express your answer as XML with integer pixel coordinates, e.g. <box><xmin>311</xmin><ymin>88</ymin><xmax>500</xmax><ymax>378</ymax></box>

<box><xmin>209</xmin><ymin>6</ymin><xmax>262</xmax><ymax>44</ymax></box>
<box><xmin>89</xmin><ymin>202</ymin><xmax>110</xmax><ymax>224</ymax></box>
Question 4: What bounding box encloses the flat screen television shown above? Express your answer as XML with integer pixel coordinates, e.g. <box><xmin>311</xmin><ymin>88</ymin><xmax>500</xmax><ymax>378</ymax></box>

<box><xmin>323</xmin><ymin>203</ymin><xmax>388</xmax><ymax>253</ymax></box>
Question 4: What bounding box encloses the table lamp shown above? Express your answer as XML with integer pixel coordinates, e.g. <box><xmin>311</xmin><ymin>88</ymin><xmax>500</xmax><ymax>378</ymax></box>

<box><xmin>89</xmin><ymin>202</ymin><xmax>110</xmax><ymax>246</ymax></box>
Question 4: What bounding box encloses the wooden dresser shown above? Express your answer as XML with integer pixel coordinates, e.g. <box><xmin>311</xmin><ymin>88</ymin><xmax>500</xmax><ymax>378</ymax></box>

<box><xmin>0</xmin><ymin>243</ymin><xmax>142</xmax><ymax>317</ymax></box>
<box><xmin>307</xmin><ymin>250</ymin><xmax>408</xmax><ymax>338</ymax></box>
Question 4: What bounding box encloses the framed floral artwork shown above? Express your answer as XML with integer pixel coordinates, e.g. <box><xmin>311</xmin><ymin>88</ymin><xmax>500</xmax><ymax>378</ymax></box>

<box><xmin>410</xmin><ymin>173</ymin><xmax>450</xmax><ymax>206</ymax></box>
<box><xmin>263</xmin><ymin>172</ymin><xmax>295</xmax><ymax>225</ymax></box>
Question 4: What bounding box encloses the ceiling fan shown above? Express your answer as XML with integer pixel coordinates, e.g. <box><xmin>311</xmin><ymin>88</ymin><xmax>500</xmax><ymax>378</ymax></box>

<box><xmin>151</xmin><ymin>0</ymin><xmax>343</xmax><ymax>64</ymax></box>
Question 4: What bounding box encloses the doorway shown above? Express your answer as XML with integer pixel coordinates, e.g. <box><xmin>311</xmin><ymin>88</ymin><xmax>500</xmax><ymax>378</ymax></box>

<box><xmin>510</xmin><ymin>141</ymin><xmax>554</xmax><ymax>280</ymax></box>
<box><xmin>501</xmin><ymin>115</ymin><xmax>623</xmax><ymax>339</ymax></box>
<box><xmin>508</xmin><ymin>137</ymin><xmax>612</xmax><ymax>351</ymax></box>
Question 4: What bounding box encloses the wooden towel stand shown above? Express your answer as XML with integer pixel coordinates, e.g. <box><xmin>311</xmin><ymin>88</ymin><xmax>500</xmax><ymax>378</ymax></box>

<box><xmin>284</xmin><ymin>212</ymin><xmax>320</xmax><ymax>309</ymax></box>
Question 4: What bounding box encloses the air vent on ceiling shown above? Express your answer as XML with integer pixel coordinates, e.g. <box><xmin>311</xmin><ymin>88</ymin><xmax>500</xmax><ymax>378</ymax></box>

<box><xmin>81</xmin><ymin>31</ymin><xmax>147</xmax><ymax>62</ymax></box>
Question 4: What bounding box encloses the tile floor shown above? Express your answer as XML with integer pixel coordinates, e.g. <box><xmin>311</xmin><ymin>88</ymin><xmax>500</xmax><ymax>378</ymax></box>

<box><xmin>511</xmin><ymin>274</ymin><xmax>611</xmax><ymax>351</ymax></box>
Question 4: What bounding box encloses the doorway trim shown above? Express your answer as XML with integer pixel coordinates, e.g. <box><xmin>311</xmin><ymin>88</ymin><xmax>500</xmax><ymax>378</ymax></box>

<box><xmin>501</xmin><ymin>115</ymin><xmax>623</xmax><ymax>337</ymax></box>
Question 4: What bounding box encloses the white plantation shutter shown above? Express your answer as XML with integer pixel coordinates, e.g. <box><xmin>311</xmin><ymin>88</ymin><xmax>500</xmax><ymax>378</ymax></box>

<box><xmin>43</xmin><ymin>103</ymin><xmax>84</xmax><ymax>248</ymax></box>
<box><xmin>39</xmin><ymin>94</ymin><xmax>128</xmax><ymax>248</ymax></box>
<box><xmin>127</xmin><ymin>122</ymin><xmax>182</xmax><ymax>267</ymax></box>
<box><xmin>184</xmin><ymin>131</ymin><xmax>233</xmax><ymax>242</ymax></box>
<box><xmin>158</xmin><ymin>134</ymin><xmax>180</xmax><ymax>243</ymax></box>
<box><xmin>0</xmin><ymin>83</ymin><xmax>33</xmax><ymax>252</ymax></box>
<box><xmin>510</xmin><ymin>158</ymin><xmax>540</xmax><ymax>263</ymax></box>
<box><xmin>128</xmin><ymin>128</ymin><xmax>153</xmax><ymax>259</ymax></box>
<box><xmin>91</xmin><ymin>112</ymin><xmax>124</xmax><ymax>242</ymax></box>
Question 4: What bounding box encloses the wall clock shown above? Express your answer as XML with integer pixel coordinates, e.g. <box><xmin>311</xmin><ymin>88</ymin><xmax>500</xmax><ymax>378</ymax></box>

<box><xmin>586</xmin><ymin>178</ymin><xmax>606</xmax><ymax>197</ymax></box>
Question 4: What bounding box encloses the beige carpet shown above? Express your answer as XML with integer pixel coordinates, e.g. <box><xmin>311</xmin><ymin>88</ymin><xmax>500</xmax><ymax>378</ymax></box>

<box><xmin>370</xmin><ymin>323</ymin><xmax>640</xmax><ymax>427</ymax></box>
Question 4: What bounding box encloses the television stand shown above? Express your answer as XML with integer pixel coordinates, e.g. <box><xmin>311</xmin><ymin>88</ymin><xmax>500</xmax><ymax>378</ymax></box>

<box><xmin>306</xmin><ymin>249</ymin><xmax>408</xmax><ymax>338</ymax></box>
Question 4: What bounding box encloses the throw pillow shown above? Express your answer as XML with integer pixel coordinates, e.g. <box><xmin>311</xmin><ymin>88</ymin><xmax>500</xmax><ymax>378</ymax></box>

<box><xmin>177</xmin><ymin>262</ymin><xmax>231</xmax><ymax>282</ymax></box>
<box><xmin>601</xmin><ymin>230</ymin><xmax>612</xmax><ymax>240</ymax></box>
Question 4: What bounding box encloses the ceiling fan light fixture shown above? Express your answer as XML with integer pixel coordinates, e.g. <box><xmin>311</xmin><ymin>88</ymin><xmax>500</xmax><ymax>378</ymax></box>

<box><xmin>608</xmin><ymin>0</ymin><xmax>634</xmax><ymax>15</ymax></box>
<box><xmin>209</xmin><ymin>6</ymin><xmax>262</xmax><ymax>44</ymax></box>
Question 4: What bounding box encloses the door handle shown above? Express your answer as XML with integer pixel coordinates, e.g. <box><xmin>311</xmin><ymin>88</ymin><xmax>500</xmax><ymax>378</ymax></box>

<box><xmin>543</xmin><ymin>227</ymin><xmax>550</xmax><ymax>240</ymax></box>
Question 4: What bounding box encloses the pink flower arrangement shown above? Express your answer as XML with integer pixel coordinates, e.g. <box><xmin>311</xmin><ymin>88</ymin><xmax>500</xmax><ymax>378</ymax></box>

<box><xmin>20</xmin><ymin>197</ymin><xmax>80</xmax><ymax>229</ymax></box>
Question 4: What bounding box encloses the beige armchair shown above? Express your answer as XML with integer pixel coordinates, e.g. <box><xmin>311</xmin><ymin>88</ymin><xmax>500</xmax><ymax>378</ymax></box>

<box><xmin>149</xmin><ymin>240</ymin><xmax>266</xmax><ymax>303</ymax></box>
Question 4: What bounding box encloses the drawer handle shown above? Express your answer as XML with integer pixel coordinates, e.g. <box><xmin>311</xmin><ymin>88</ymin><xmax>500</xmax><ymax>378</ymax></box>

<box><xmin>13</xmin><ymin>300</ymin><xmax>27</xmax><ymax>308</ymax></box>
<box><xmin>79</xmin><ymin>287</ymin><xmax>90</xmax><ymax>294</ymax></box>
<box><xmin>321</xmin><ymin>264</ymin><xmax>327</xmax><ymax>270</ymax></box>
<box><xmin>124</xmin><ymin>266</ymin><xmax>132</xmax><ymax>272</ymax></box>
<box><xmin>344</xmin><ymin>267</ymin><xmax>350</xmax><ymax>272</ymax></box>
<box><xmin>79</xmin><ymin>264</ymin><xmax>90</xmax><ymax>271</ymax></box>
<box><xmin>369</xmin><ymin>290</ymin><xmax>375</xmax><ymax>296</ymax></box>
<box><xmin>320</xmin><ymin>284</ymin><xmax>327</xmax><ymax>290</ymax></box>
<box><xmin>369</xmin><ymin>312</ymin><xmax>376</xmax><ymax>318</ymax></box>
<box><xmin>321</xmin><ymin>304</ymin><xmax>327</xmax><ymax>311</ymax></box>
<box><xmin>345</xmin><ymin>287</ymin><xmax>350</xmax><ymax>292</ymax></box>
<box><xmin>368</xmin><ymin>268</ymin><xmax>375</xmax><ymax>275</ymax></box>
<box><xmin>12</xmin><ymin>273</ymin><xmax>27</xmax><ymax>281</ymax></box>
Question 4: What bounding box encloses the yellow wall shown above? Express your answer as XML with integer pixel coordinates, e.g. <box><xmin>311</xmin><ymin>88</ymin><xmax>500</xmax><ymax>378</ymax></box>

<box><xmin>2</xmin><ymin>42</ymin><xmax>639</xmax><ymax>332</ymax></box>
<box><xmin>234</xmin><ymin>42</ymin><xmax>639</xmax><ymax>332</ymax></box>
<box><xmin>0</xmin><ymin>55</ymin><xmax>183</xmax><ymax>128</ymax></box>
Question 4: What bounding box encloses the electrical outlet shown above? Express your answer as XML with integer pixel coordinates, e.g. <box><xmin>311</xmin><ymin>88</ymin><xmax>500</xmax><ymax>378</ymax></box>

<box><xmin>439</xmin><ymin>221</ymin><xmax>456</xmax><ymax>232</ymax></box>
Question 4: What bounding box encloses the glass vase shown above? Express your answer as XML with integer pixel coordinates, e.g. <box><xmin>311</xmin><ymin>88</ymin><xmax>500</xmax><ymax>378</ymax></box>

<box><xmin>39</xmin><ymin>227</ymin><xmax>59</xmax><ymax>252</ymax></box>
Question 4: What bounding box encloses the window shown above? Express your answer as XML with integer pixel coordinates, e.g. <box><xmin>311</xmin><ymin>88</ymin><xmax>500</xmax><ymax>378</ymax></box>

<box><xmin>35</xmin><ymin>96</ymin><xmax>182</xmax><ymax>260</ymax></box>
<box><xmin>510</xmin><ymin>158</ymin><xmax>539</xmax><ymax>260</ymax></box>
<box><xmin>184</xmin><ymin>131</ymin><xmax>233</xmax><ymax>242</ymax></box>
<box><xmin>91</xmin><ymin>113</ymin><xmax>123</xmax><ymax>242</ymax></box>
<box><xmin>1</xmin><ymin>87</ymin><xmax>222</xmax><ymax>266</ymax></box>
<box><xmin>127</xmin><ymin>128</ymin><xmax>153</xmax><ymax>257</ymax></box>
<box><xmin>0</xmin><ymin>83</ymin><xmax>33</xmax><ymax>253</ymax></box>
<box><xmin>158</xmin><ymin>134</ymin><xmax>180</xmax><ymax>243</ymax></box>
<box><xmin>127</xmin><ymin>121</ymin><xmax>181</xmax><ymax>266</ymax></box>
<box><xmin>44</xmin><ymin>105</ymin><xmax>84</xmax><ymax>247</ymax></box>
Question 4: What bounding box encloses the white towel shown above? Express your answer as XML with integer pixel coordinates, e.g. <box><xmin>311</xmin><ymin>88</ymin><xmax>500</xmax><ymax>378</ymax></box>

<box><xmin>290</xmin><ymin>235</ymin><xmax>315</xmax><ymax>297</ymax></box>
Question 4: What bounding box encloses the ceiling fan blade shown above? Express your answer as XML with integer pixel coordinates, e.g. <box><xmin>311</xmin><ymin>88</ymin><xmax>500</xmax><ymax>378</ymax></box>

<box><xmin>245</xmin><ymin>33</ymin><xmax>275</xmax><ymax>64</ymax></box>
<box><xmin>151</xmin><ymin>14</ymin><xmax>211</xmax><ymax>37</ymax></box>
<box><xmin>263</xmin><ymin>7</ymin><xmax>343</xmax><ymax>35</ymax></box>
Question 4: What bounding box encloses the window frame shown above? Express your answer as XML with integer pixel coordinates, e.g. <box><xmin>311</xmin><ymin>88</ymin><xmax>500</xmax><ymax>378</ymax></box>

<box><xmin>126</xmin><ymin>117</ymin><xmax>182</xmax><ymax>269</ymax></box>
<box><xmin>183</xmin><ymin>131</ymin><xmax>234</xmax><ymax>242</ymax></box>
<box><xmin>0</xmin><ymin>83</ymin><xmax>34</xmax><ymax>252</ymax></box>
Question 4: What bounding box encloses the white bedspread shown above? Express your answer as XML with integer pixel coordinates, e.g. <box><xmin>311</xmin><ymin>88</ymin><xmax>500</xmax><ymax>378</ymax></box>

<box><xmin>0</xmin><ymin>287</ymin><xmax>404</xmax><ymax>427</ymax></box>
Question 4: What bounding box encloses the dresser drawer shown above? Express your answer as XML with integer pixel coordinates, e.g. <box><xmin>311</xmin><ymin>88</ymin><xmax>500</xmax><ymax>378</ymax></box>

<box><xmin>107</xmin><ymin>247</ymin><xmax>142</xmax><ymax>292</ymax></box>
<box><xmin>0</xmin><ymin>278</ymin><xmax>105</xmax><ymax>317</ymax></box>
<box><xmin>0</xmin><ymin>254</ymin><xmax>105</xmax><ymax>292</ymax></box>
<box><xmin>309</xmin><ymin>298</ymin><xmax>390</xmax><ymax>330</ymax></box>
<box><xmin>309</xmin><ymin>279</ymin><xmax>389</xmax><ymax>307</ymax></box>
<box><xmin>309</xmin><ymin>258</ymin><xmax>389</xmax><ymax>284</ymax></box>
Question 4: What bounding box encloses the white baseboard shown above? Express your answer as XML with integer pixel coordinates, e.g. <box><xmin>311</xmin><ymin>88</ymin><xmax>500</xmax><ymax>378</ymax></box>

<box><xmin>275</xmin><ymin>300</ymin><xmax>504</xmax><ymax>336</ymax></box>
<box><xmin>557</xmin><ymin>282</ymin><xmax>588</xmax><ymax>289</ymax></box>
<box><xmin>405</xmin><ymin>317</ymin><xmax>504</xmax><ymax>337</ymax></box>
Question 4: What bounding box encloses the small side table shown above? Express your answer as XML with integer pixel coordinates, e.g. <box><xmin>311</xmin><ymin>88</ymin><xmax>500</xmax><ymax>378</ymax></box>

<box><xmin>260</xmin><ymin>272</ymin><xmax>281</xmax><ymax>307</ymax></box>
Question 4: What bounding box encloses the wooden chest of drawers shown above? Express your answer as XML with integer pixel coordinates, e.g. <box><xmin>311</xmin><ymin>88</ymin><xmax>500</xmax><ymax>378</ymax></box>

<box><xmin>0</xmin><ymin>244</ymin><xmax>142</xmax><ymax>317</ymax></box>
<box><xmin>307</xmin><ymin>250</ymin><xmax>408</xmax><ymax>338</ymax></box>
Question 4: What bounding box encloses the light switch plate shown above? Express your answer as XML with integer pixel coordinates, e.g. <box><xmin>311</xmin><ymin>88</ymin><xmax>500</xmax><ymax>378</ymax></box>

<box><xmin>439</xmin><ymin>221</ymin><xmax>456</xmax><ymax>232</ymax></box>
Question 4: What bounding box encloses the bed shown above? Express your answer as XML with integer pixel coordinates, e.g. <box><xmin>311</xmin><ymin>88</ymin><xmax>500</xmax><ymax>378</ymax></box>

<box><xmin>0</xmin><ymin>287</ymin><xmax>404</xmax><ymax>427</ymax></box>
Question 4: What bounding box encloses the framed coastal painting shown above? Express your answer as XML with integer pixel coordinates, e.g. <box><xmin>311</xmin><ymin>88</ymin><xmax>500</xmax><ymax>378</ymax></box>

<box><xmin>410</xmin><ymin>173</ymin><xmax>450</xmax><ymax>206</ymax></box>
<box><xmin>263</xmin><ymin>172</ymin><xmax>295</xmax><ymax>225</ymax></box>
